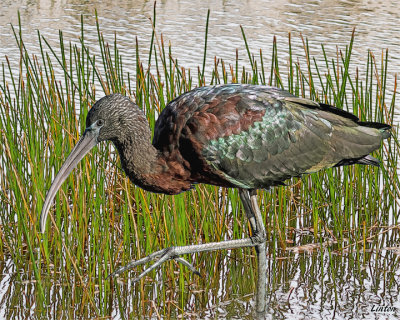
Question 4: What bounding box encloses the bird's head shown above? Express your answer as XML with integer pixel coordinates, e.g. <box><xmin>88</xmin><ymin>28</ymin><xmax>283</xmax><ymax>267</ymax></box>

<box><xmin>85</xmin><ymin>94</ymin><xmax>147</xmax><ymax>142</ymax></box>
<box><xmin>39</xmin><ymin>94</ymin><xmax>143</xmax><ymax>233</ymax></box>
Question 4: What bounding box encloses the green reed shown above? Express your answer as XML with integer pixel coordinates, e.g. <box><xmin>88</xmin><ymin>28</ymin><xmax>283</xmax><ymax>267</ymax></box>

<box><xmin>0</xmin><ymin>7</ymin><xmax>398</xmax><ymax>319</ymax></box>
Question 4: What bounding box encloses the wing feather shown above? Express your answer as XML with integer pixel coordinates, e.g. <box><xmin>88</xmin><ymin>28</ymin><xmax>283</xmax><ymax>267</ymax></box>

<box><xmin>153</xmin><ymin>84</ymin><xmax>389</xmax><ymax>189</ymax></box>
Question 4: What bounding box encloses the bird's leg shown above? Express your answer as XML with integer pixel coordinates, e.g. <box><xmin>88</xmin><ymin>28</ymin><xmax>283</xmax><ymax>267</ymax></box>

<box><xmin>109</xmin><ymin>189</ymin><xmax>267</xmax><ymax>314</ymax></box>
<box><xmin>109</xmin><ymin>237</ymin><xmax>260</xmax><ymax>280</ymax></box>
<box><xmin>239</xmin><ymin>189</ymin><xmax>267</xmax><ymax>314</ymax></box>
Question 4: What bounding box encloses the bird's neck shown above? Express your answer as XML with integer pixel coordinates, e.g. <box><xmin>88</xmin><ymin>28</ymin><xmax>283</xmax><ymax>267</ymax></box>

<box><xmin>112</xmin><ymin>127</ymin><xmax>192</xmax><ymax>195</ymax></box>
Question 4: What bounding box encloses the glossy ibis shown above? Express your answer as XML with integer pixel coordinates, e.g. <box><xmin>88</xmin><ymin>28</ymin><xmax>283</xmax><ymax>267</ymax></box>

<box><xmin>40</xmin><ymin>84</ymin><xmax>391</xmax><ymax>313</ymax></box>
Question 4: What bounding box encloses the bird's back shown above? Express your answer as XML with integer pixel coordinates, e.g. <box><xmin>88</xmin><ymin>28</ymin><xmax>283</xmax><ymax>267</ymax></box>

<box><xmin>153</xmin><ymin>84</ymin><xmax>390</xmax><ymax>190</ymax></box>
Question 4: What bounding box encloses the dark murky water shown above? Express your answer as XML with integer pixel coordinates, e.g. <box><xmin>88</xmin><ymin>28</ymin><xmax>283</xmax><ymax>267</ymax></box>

<box><xmin>1</xmin><ymin>1</ymin><xmax>399</xmax><ymax>319</ymax></box>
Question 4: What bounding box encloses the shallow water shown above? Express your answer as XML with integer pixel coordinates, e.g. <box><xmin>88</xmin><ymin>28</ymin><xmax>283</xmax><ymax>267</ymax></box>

<box><xmin>1</xmin><ymin>231</ymin><xmax>400</xmax><ymax>319</ymax></box>
<box><xmin>0</xmin><ymin>1</ymin><xmax>399</xmax><ymax>319</ymax></box>
<box><xmin>1</xmin><ymin>0</ymin><xmax>400</xmax><ymax>86</ymax></box>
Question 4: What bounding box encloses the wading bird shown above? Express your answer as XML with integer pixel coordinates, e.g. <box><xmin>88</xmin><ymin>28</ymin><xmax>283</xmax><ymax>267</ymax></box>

<box><xmin>40</xmin><ymin>84</ymin><xmax>390</xmax><ymax>314</ymax></box>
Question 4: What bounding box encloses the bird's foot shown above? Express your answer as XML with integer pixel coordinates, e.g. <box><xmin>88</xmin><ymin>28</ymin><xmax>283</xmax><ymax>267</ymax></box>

<box><xmin>108</xmin><ymin>246</ymin><xmax>201</xmax><ymax>282</ymax></box>
<box><xmin>109</xmin><ymin>237</ymin><xmax>258</xmax><ymax>281</ymax></box>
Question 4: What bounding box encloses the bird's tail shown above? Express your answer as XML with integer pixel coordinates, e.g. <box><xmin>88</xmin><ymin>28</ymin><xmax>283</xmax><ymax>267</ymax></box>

<box><xmin>334</xmin><ymin>154</ymin><xmax>380</xmax><ymax>167</ymax></box>
<box><xmin>333</xmin><ymin>121</ymin><xmax>391</xmax><ymax>168</ymax></box>
<box><xmin>358</xmin><ymin>121</ymin><xmax>392</xmax><ymax>139</ymax></box>
<box><xmin>357</xmin><ymin>154</ymin><xmax>381</xmax><ymax>167</ymax></box>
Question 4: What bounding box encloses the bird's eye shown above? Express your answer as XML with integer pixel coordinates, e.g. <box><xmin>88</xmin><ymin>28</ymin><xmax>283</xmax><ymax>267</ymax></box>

<box><xmin>97</xmin><ymin>119</ymin><xmax>104</xmax><ymax>127</ymax></box>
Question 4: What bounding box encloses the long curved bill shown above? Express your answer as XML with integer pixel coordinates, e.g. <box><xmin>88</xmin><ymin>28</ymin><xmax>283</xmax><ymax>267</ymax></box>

<box><xmin>40</xmin><ymin>127</ymin><xmax>100</xmax><ymax>233</ymax></box>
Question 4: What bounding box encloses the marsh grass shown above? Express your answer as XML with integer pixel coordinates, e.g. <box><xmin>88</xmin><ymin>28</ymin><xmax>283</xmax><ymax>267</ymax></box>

<box><xmin>0</xmin><ymin>8</ymin><xmax>399</xmax><ymax>319</ymax></box>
